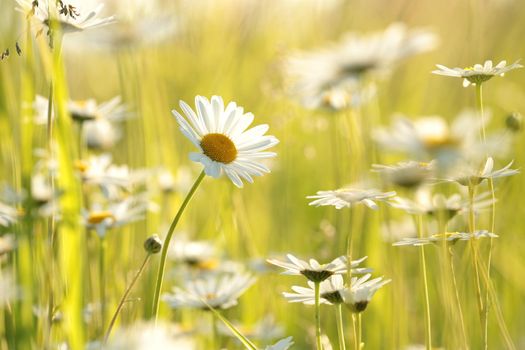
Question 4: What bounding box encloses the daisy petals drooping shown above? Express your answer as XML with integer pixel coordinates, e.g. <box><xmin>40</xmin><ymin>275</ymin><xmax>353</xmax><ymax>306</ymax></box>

<box><xmin>173</xmin><ymin>96</ymin><xmax>279</xmax><ymax>188</ymax></box>
<box><xmin>432</xmin><ymin>59</ymin><xmax>522</xmax><ymax>87</ymax></box>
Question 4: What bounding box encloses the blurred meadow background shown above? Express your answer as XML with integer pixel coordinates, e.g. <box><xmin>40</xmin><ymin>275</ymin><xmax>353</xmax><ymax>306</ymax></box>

<box><xmin>1</xmin><ymin>0</ymin><xmax>525</xmax><ymax>349</ymax></box>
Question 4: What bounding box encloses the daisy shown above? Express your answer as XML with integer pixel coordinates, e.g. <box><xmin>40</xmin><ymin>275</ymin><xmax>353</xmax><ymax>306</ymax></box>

<box><xmin>372</xmin><ymin>161</ymin><xmax>435</xmax><ymax>189</ymax></box>
<box><xmin>445</xmin><ymin>157</ymin><xmax>519</xmax><ymax>187</ymax></box>
<box><xmin>16</xmin><ymin>0</ymin><xmax>116</xmax><ymax>34</ymax></box>
<box><xmin>307</xmin><ymin>187</ymin><xmax>396</xmax><ymax>210</ymax></box>
<box><xmin>265</xmin><ymin>336</ymin><xmax>294</xmax><ymax>350</ymax></box>
<box><xmin>341</xmin><ymin>274</ymin><xmax>391</xmax><ymax>313</ymax></box>
<box><xmin>283</xmin><ymin>275</ymin><xmax>345</xmax><ymax>305</ymax></box>
<box><xmin>432</xmin><ymin>60</ymin><xmax>523</xmax><ymax>87</ymax></box>
<box><xmin>0</xmin><ymin>201</ymin><xmax>18</xmax><ymax>227</ymax></box>
<box><xmin>393</xmin><ymin>230</ymin><xmax>498</xmax><ymax>247</ymax></box>
<box><xmin>285</xmin><ymin>23</ymin><xmax>437</xmax><ymax>109</ymax></box>
<box><xmin>162</xmin><ymin>272</ymin><xmax>255</xmax><ymax>310</ymax></box>
<box><xmin>267</xmin><ymin>254</ymin><xmax>370</xmax><ymax>283</ymax></box>
<box><xmin>172</xmin><ymin>96</ymin><xmax>279</xmax><ymax>188</ymax></box>
<box><xmin>168</xmin><ymin>236</ymin><xmax>217</xmax><ymax>269</ymax></box>
<box><xmin>218</xmin><ymin>315</ymin><xmax>284</xmax><ymax>342</ymax></box>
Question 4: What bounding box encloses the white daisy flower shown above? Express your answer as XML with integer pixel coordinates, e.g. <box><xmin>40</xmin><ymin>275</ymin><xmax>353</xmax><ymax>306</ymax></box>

<box><xmin>267</xmin><ymin>254</ymin><xmax>370</xmax><ymax>283</ymax></box>
<box><xmin>432</xmin><ymin>59</ymin><xmax>523</xmax><ymax>87</ymax></box>
<box><xmin>172</xmin><ymin>95</ymin><xmax>279</xmax><ymax>188</ymax></box>
<box><xmin>265</xmin><ymin>336</ymin><xmax>294</xmax><ymax>350</ymax></box>
<box><xmin>372</xmin><ymin>161</ymin><xmax>435</xmax><ymax>189</ymax></box>
<box><xmin>284</xmin><ymin>23</ymin><xmax>437</xmax><ymax>109</ymax></box>
<box><xmin>83</xmin><ymin>194</ymin><xmax>154</xmax><ymax>237</ymax></box>
<box><xmin>307</xmin><ymin>187</ymin><xmax>396</xmax><ymax>210</ymax></box>
<box><xmin>168</xmin><ymin>236</ymin><xmax>217</xmax><ymax>269</ymax></box>
<box><xmin>162</xmin><ymin>272</ymin><xmax>256</xmax><ymax>310</ymax></box>
<box><xmin>283</xmin><ymin>275</ymin><xmax>345</xmax><ymax>305</ymax></box>
<box><xmin>445</xmin><ymin>157</ymin><xmax>519</xmax><ymax>187</ymax></box>
<box><xmin>0</xmin><ymin>201</ymin><xmax>18</xmax><ymax>227</ymax></box>
<box><xmin>105</xmin><ymin>322</ymin><xmax>196</xmax><ymax>350</ymax></box>
<box><xmin>341</xmin><ymin>274</ymin><xmax>391</xmax><ymax>313</ymax></box>
<box><xmin>218</xmin><ymin>315</ymin><xmax>284</xmax><ymax>342</ymax></box>
<box><xmin>393</xmin><ymin>230</ymin><xmax>498</xmax><ymax>247</ymax></box>
<box><xmin>16</xmin><ymin>0</ymin><xmax>115</xmax><ymax>34</ymax></box>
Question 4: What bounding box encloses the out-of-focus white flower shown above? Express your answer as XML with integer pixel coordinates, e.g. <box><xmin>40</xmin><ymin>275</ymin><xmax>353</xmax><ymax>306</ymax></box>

<box><xmin>283</xmin><ymin>275</ymin><xmax>345</xmax><ymax>305</ymax></box>
<box><xmin>16</xmin><ymin>0</ymin><xmax>115</xmax><ymax>34</ymax></box>
<box><xmin>173</xmin><ymin>95</ymin><xmax>279</xmax><ymax>188</ymax></box>
<box><xmin>168</xmin><ymin>236</ymin><xmax>217</xmax><ymax>269</ymax></box>
<box><xmin>84</xmin><ymin>118</ymin><xmax>121</xmax><ymax>151</ymax></box>
<box><xmin>393</xmin><ymin>230</ymin><xmax>498</xmax><ymax>247</ymax></box>
<box><xmin>372</xmin><ymin>161</ymin><xmax>435</xmax><ymax>189</ymax></box>
<box><xmin>163</xmin><ymin>272</ymin><xmax>256</xmax><ymax>310</ymax></box>
<box><xmin>341</xmin><ymin>273</ymin><xmax>390</xmax><ymax>313</ymax></box>
<box><xmin>308</xmin><ymin>186</ymin><xmax>396</xmax><ymax>210</ymax></box>
<box><xmin>433</xmin><ymin>59</ymin><xmax>522</xmax><ymax>87</ymax></box>
<box><xmin>0</xmin><ymin>202</ymin><xmax>18</xmax><ymax>227</ymax></box>
<box><xmin>219</xmin><ymin>315</ymin><xmax>284</xmax><ymax>342</ymax></box>
<box><xmin>106</xmin><ymin>322</ymin><xmax>196</xmax><ymax>350</ymax></box>
<box><xmin>267</xmin><ymin>254</ymin><xmax>370</xmax><ymax>283</ymax></box>
<box><xmin>285</xmin><ymin>23</ymin><xmax>437</xmax><ymax>109</ymax></box>
<box><xmin>265</xmin><ymin>336</ymin><xmax>294</xmax><ymax>350</ymax></box>
<box><xmin>443</xmin><ymin>157</ymin><xmax>519</xmax><ymax>187</ymax></box>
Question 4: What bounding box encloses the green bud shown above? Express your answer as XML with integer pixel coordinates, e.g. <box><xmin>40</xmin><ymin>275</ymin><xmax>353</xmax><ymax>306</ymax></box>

<box><xmin>144</xmin><ymin>234</ymin><xmax>162</xmax><ymax>254</ymax></box>
<box><xmin>505</xmin><ymin>112</ymin><xmax>522</xmax><ymax>132</ymax></box>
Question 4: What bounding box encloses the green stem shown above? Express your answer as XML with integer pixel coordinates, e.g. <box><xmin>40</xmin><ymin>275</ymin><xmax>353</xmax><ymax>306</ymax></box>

<box><xmin>104</xmin><ymin>254</ymin><xmax>151</xmax><ymax>343</ymax></box>
<box><xmin>314</xmin><ymin>282</ymin><xmax>323</xmax><ymax>350</ymax></box>
<box><xmin>352</xmin><ymin>314</ymin><xmax>358</xmax><ymax>350</ymax></box>
<box><xmin>415</xmin><ymin>215</ymin><xmax>432</xmax><ymax>350</ymax></box>
<box><xmin>99</xmin><ymin>236</ymin><xmax>107</xmax><ymax>333</ymax></box>
<box><xmin>356</xmin><ymin>313</ymin><xmax>362</xmax><ymax>350</ymax></box>
<box><xmin>468</xmin><ymin>186</ymin><xmax>485</xmax><ymax>331</ymax></box>
<box><xmin>449</xmin><ymin>247</ymin><xmax>469</xmax><ymax>349</ymax></box>
<box><xmin>151</xmin><ymin>170</ymin><xmax>206</xmax><ymax>321</ymax></box>
<box><xmin>336</xmin><ymin>304</ymin><xmax>346</xmax><ymax>350</ymax></box>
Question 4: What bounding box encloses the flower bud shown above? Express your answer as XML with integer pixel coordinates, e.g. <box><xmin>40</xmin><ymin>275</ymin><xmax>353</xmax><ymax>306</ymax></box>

<box><xmin>506</xmin><ymin>112</ymin><xmax>522</xmax><ymax>132</ymax></box>
<box><xmin>144</xmin><ymin>234</ymin><xmax>162</xmax><ymax>254</ymax></box>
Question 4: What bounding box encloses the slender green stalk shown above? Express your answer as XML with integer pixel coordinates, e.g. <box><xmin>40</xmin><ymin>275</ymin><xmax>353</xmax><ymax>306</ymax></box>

<box><xmin>104</xmin><ymin>254</ymin><xmax>151</xmax><ymax>343</ymax></box>
<box><xmin>449</xmin><ymin>247</ymin><xmax>469</xmax><ymax>349</ymax></box>
<box><xmin>99</xmin><ymin>236</ymin><xmax>107</xmax><ymax>333</ymax></box>
<box><xmin>415</xmin><ymin>215</ymin><xmax>432</xmax><ymax>350</ymax></box>
<box><xmin>151</xmin><ymin>170</ymin><xmax>206</xmax><ymax>321</ymax></box>
<box><xmin>314</xmin><ymin>282</ymin><xmax>323</xmax><ymax>350</ymax></box>
<box><xmin>468</xmin><ymin>185</ymin><xmax>485</xmax><ymax>330</ymax></box>
<box><xmin>356</xmin><ymin>313</ymin><xmax>362</xmax><ymax>350</ymax></box>
<box><xmin>352</xmin><ymin>314</ymin><xmax>358</xmax><ymax>350</ymax></box>
<box><xmin>336</xmin><ymin>305</ymin><xmax>347</xmax><ymax>350</ymax></box>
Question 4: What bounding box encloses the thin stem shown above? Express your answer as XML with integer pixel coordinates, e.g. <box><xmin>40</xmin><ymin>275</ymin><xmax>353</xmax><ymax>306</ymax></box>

<box><xmin>104</xmin><ymin>254</ymin><xmax>151</xmax><ymax>343</ymax></box>
<box><xmin>314</xmin><ymin>282</ymin><xmax>322</xmax><ymax>350</ymax></box>
<box><xmin>99</xmin><ymin>236</ymin><xmax>107</xmax><ymax>333</ymax></box>
<box><xmin>449</xmin><ymin>247</ymin><xmax>469</xmax><ymax>349</ymax></box>
<box><xmin>356</xmin><ymin>313</ymin><xmax>362</xmax><ymax>350</ymax></box>
<box><xmin>416</xmin><ymin>215</ymin><xmax>432</xmax><ymax>350</ymax></box>
<box><xmin>151</xmin><ymin>170</ymin><xmax>206</xmax><ymax>321</ymax></box>
<box><xmin>352</xmin><ymin>314</ymin><xmax>358</xmax><ymax>350</ymax></box>
<box><xmin>336</xmin><ymin>304</ymin><xmax>347</xmax><ymax>350</ymax></box>
<box><xmin>468</xmin><ymin>186</ymin><xmax>485</xmax><ymax>330</ymax></box>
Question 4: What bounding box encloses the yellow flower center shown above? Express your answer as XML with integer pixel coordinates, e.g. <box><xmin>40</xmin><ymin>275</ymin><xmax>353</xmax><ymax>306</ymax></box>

<box><xmin>75</xmin><ymin>160</ymin><xmax>89</xmax><ymax>173</ymax></box>
<box><xmin>87</xmin><ymin>211</ymin><xmax>115</xmax><ymax>224</ymax></box>
<box><xmin>422</xmin><ymin>135</ymin><xmax>458</xmax><ymax>149</ymax></box>
<box><xmin>196</xmin><ymin>259</ymin><xmax>219</xmax><ymax>271</ymax></box>
<box><xmin>200</xmin><ymin>133</ymin><xmax>237</xmax><ymax>164</ymax></box>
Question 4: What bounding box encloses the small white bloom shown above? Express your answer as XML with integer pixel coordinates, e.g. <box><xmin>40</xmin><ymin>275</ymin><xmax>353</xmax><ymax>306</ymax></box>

<box><xmin>16</xmin><ymin>0</ymin><xmax>115</xmax><ymax>34</ymax></box>
<box><xmin>0</xmin><ymin>201</ymin><xmax>18</xmax><ymax>227</ymax></box>
<box><xmin>372</xmin><ymin>161</ymin><xmax>435</xmax><ymax>189</ymax></box>
<box><xmin>163</xmin><ymin>272</ymin><xmax>256</xmax><ymax>310</ymax></box>
<box><xmin>218</xmin><ymin>315</ymin><xmax>284</xmax><ymax>342</ymax></box>
<box><xmin>267</xmin><ymin>254</ymin><xmax>370</xmax><ymax>283</ymax></box>
<box><xmin>341</xmin><ymin>274</ymin><xmax>391</xmax><ymax>313</ymax></box>
<box><xmin>168</xmin><ymin>236</ymin><xmax>217</xmax><ymax>269</ymax></box>
<box><xmin>307</xmin><ymin>187</ymin><xmax>396</xmax><ymax>210</ymax></box>
<box><xmin>173</xmin><ymin>95</ymin><xmax>279</xmax><ymax>188</ymax></box>
<box><xmin>265</xmin><ymin>336</ymin><xmax>294</xmax><ymax>350</ymax></box>
<box><xmin>283</xmin><ymin>275</ymin><xmax>345</xmax><ymax>305</ymax></box>
<box><xmin>432</xmin><ymin>59</ymin><xmax>522</xmax><ymax>87</ymax></box>
<box><xmin>445</xmin><ymin>157</ymin><xmax>519</xmax><ymax>187</ymax></box>
<box><xmin>393</xmin><ymin>230</ymin><xmax>498</xmax><ymax>247</ymax></box>
<box><xmin>106</xmin><ymin>322</ymin><xmax>196</xmax><ymax>350</ymax></box>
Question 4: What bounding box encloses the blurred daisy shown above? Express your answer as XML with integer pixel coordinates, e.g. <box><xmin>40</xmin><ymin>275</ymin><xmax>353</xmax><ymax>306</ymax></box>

<box><xmin>285</xmin><ymin>23</ymin><xmax>437</xmax><ymax>109</ymax></box>
<box><xmin>162</xmin><ymin>272</ymin><xmax>256</xmax><ymax>310</ymax></box>
<box><xmin>172</xmin><ymin>95</ymin><xmax>279</xmax><ymax>188</ymax></box>
<box><xmin>83</xmin><ymin>118</ymin><xmax>121</xmax><ymax>151</ymax></box>
<box><xmin>432</xmin><ymin>60</ymin><xmax>522</xmax><ymax>87</ymax></box>
<box><xmin>372</xmin><ymin>161</ymin><xmax>435</xmax><ymax>189</ymax></box>
<box><xmin>0</xmin><ymin>234</ymin><xmax>15</xmax><ymax>255</ymax></box>
<box><xmin>283</xmin><ymin>275</ymin><xmax>345</xmax><ymax>305</ymax></box>
<box><xmin>219</xmin><ymin>315</ymin><xmax>284</xmax><ymax>342</ymax></box>
<box><xmin>341</xmin><ymin>274</ymin><xmax>390</xmax><ymax>313</ymax></box>
<box><xmin>83</xmin><ymin>194</ymin><xmax>153</xmax><ymax>237</ymax></box>
<box><xmin>444</xmin><ymin>157</ymin><xmax>519</xmax><ymax>187</ymax></box>
<box><xmin>267</xmin><ymin>254</ymin><xmax>370</xmax><ymax>283</ymax></box>
<box><xmin>106</xmin><ymin>322</ymin><xmax>195</xmax><ymax>350</ymax></box>
<box><xmin>307</xmin><ymin>187</ymin><xmax>395</xmax><ymax>210</ymax></box>
<box><xmin>0</xmin><ymin>201</ymin><xmax>18</xmax><ymax>227</ymax></box>
<box><xmin>31</xmin><ymin>173</ymin><xmax>60</xmax><ymax>218</ymax></box>
<box><xmin>265</xmin><ymin>336</ymin><xmax>294</xmax><ymax>350</ymax></box>
<box><xmin>168</xmin><ymin>236</ymin><xmax>217</xmax><ymax>270</ymax></box>
<box><xmin>393</xmin><ymin>230</ymin><xmax>498</xmax><ymax>247</ymax></box>
<box><xmin>16</xmin><ymin>0</ymin><xmax>115</xmax><ymax>34</ymax></box>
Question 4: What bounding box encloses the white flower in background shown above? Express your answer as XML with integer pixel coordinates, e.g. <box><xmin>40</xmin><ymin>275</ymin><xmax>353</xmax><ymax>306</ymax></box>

<box><xmin>373</xmin><ymin>111</ymin><xmax>511</xmax><ymax>166</ymax></box>
<box><xmin>76</xmin><ymin>154</ymin><xmax>149</xmax><ymax>198</ymax></box>
<box><xmin>285</xmin><ymin>23</ymin><xmax>437</xmax><ymax>109</ymax></box>
<box><xmin>31</xmin><ymin>173</ymin><xmax>61</xmax><ymax>218</ymax></box>
<box><xmin>381</xmin><ymin>218</ymin><xmax>418</xmax><ymax>243</ymax></box>
<box><xmin>267</xmin><ymin>254</ymin><xmax>370</xmax><ymax>283</ymax></box>
<box><xmin>308</xmin><ymin>186</ymin><xmax>396</xmax><ymax>210</ymax></box>
<box><xmin>0</xmin><ymin>234</ymin><xmax>15</xmax><ymax>255</ymax></box>
<box><xmin>283</xmin><ymin>275</ymin><xmax>345</xmax><ymax>305</ymax></box>
<box><xmin>390</xmin><ymin>190</ymin><xmax>494</xmax><ymax>219</ymax></box>
<box><xmin>156</xmin><ymin>166</ymin><xmax>193</xmax><ymax>194</ymax></box>
<box><xmin>16</xmin><ymin>0</ymin><xmax>115</xmax><ymax>34</ymax></box>
<box><xmin>105</xmin><ymin>322</ymin><xmax>196</xmax><ymax>350</ymax></box>
<box><xmin>83</xmin><ymin>118</ymin><xmax>121</xmax><ymax>151</ymax></box>
<box><xmin>341</xmin><ymin>273</ymin><xmax>390</xmax><ymax>313</ymax></box>
<box><xmin>83</xmin><ymin>194</ymin><xmax>154</xmax><ymax>237</ymax></box>
<box><xmin>218</xmin><ymin>315</ymin><xmax>284</xmax><ymax>342</ymax></box>
<box><xmin>168</xmin><ymin>236</ymin><xmax>217</xmax><ymax>269</ymax></box>
<box><xmin>173</xmin><ymin>95</ymin><xmax>279</xmax><ymax>188</ymax></box>
<box><xmin>393</xmin><ymin>230</ymin><xmax>498</xmax><ymax>247</ymax></box>
<box><xmin>372</xmin><ymin>161</ymin><xmax>435</xmax><ymax>189</ymax></box>
<box><xmin>0</xmin><ymin>202</ymin><xmax>18</xmax><ymax>227</ymax></box>
<box><xmin>432</xmin><ymin>59</ymin><xmax>522</xmax><ymax>87</ymax></box>
<box><xmin>162</xmin><ymin>272</ymin><xmax>256</xmax><ymax>310</ymax></box>
<box><xmin>444</xmin><ymin>157</ymin><xmax>519</xmax><ymax>187</ymax></box>
<box><xmin>265</xmin><ymin>336</ymin><xmax>294</xmax><ymax>350</ymax></box>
